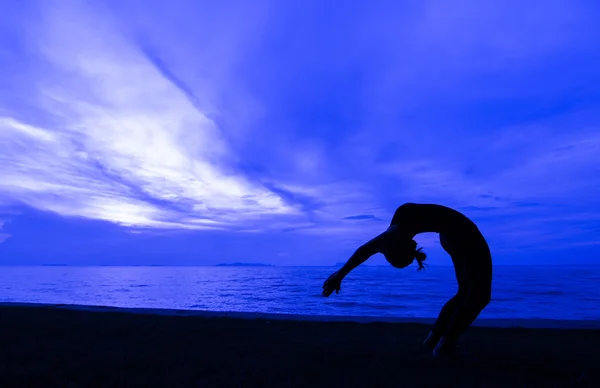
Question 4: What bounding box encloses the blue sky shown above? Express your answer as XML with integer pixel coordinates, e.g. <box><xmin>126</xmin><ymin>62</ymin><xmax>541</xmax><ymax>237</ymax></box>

<box><xmin>1</xmin><ymin>0</ymin><xmax>599</xmax><ymax>266</ymax></box>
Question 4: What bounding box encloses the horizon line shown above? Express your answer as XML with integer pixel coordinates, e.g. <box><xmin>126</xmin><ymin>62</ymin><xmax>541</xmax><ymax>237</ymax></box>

<box><xmin>1</xmin><ymin>264</ymin><xmax>599</xmax><ymax>267</ymax></box>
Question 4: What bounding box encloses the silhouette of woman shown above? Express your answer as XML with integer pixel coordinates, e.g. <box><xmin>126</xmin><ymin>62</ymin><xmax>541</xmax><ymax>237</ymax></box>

<box><xmin>322</xmin><ymin>203</ymin><xmax>492</xmax><ymax>358</ymax></box>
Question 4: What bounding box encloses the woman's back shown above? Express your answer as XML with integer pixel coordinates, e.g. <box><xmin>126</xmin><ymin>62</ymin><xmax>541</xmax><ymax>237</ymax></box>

<box><xmin>390</xmin><ymin>203</ymin><xmax>479</xmax><ymax>237</ymax></box>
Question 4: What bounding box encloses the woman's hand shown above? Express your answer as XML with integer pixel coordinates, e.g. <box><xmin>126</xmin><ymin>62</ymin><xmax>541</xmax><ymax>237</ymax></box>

<box><xmin>322</xmin><ymin>270</ymin><xmax>344</xmax><ymax>297</ymax></box>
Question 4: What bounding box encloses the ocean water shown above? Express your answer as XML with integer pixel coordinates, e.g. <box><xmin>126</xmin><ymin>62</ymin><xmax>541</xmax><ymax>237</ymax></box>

<box><xmin>1</xmin><ymin>265</ymin><xmax>599</xmax><ymax>320</ymax></box>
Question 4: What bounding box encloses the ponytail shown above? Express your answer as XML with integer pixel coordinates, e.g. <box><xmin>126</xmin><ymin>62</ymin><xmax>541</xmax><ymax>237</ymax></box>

<box><xmin>383</xmin><ymin>238</ymin><xmax>428</xmax><ymax>270</ymax></box>
<box><xmin>413</xmin><ymin>245</ymin><xmax>428</xmax><ymax>271</ymax></box>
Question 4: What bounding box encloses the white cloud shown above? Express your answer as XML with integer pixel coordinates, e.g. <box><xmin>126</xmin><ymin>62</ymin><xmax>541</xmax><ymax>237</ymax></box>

<box><xmin>0</xmin><ymin>1</ymin><xmax>384</xmax><ymax>236</ymax></box>
<box><xmin>0</xmin><ymin>2</ymin><xmax>304</xmax><ymax>230</ymax></box>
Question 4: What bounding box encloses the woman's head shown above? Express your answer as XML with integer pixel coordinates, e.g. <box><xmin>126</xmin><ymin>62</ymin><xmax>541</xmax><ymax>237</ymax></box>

<box><xmin>380</xmin><ymin>238</ymin><xmax>428</xmax><ymax>270</ymax></box>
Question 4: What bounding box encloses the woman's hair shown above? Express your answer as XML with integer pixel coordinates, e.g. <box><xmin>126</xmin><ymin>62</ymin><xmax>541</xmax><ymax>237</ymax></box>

<box><xmin>383</xmin><ymin>238</ymin><xmax>428</xmax><ymax>270</ymax></box>
<box><xmin>413</xmin><ymin>245</ymin><xmax>428</xmax><ymax>271</ymax></box>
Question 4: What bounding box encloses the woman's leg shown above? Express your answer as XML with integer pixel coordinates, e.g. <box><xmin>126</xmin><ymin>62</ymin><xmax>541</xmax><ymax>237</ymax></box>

<box><xmin>424</xmin><ymin>255</ymin><xmax>470</xmax><ymax>349</ymax></box>
<box><xmin>433</xmin><ymin>289</ymin><xmax>491</xmax><ymax>353</ymax></box>
<box><xmin>424</xmin><ymin>291</ymin><xmax>466</xmax><ymax>349</ymax></box>
<box><xmin>434</xmin><ymin>255</ymin><xmax>492</xmax><ymax>355</ymax></box>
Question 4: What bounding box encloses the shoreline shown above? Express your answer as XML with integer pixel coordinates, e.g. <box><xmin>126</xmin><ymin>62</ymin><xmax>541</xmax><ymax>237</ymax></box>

<box><xmin>2</xmin><ymin>301</ymin><xmax>599</xmax><ymax>329</ymax></box>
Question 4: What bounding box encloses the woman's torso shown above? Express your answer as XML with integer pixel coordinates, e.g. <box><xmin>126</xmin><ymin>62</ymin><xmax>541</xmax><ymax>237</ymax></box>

<box><xmin>391</xmin><ymin>203</ymin><xmax>489</xmax><ymax>255</ymax></box>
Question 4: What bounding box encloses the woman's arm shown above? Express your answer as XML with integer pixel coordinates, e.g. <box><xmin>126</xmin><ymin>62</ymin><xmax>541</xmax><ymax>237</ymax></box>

<box><xmin>322</xmin><ymin>226</ymin><xmax>399</xmax><ymax>297</ymax></box>
<box><xmin>338</xmin><ymin>228</ymin><xmax>394</xmax><ymax>277</ymax></box>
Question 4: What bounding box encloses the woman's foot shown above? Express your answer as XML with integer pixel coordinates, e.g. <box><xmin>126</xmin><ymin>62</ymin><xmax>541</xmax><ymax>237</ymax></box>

<box><xmin>422</xmin><ymin>331</ymin><xmax>441</xmax><ymax>351</ymax></box>
<box><xmin>432</xmin><ymin>337</ymin><xmax>469</xmax><ymax>360</ymax></box>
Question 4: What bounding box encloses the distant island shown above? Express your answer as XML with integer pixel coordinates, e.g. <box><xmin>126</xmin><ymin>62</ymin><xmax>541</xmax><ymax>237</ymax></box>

<box><xmin>215</xmin><ymin>262</ymin><xmax>274</xmax><ymax>267</ymax></box>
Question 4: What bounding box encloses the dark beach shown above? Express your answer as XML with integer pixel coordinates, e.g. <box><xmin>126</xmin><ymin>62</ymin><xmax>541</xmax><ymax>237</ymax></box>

<box><xmin>1</xmin><ymin>304</ymin><xmax>599</xmax><ymax>387</ymax></box>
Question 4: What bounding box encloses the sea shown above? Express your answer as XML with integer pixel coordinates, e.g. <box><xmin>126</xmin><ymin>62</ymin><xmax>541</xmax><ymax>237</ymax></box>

<box><xmin>1</xmin><ymin>265</ymin><xmax>599</xmax><ymax>320</ymax></box>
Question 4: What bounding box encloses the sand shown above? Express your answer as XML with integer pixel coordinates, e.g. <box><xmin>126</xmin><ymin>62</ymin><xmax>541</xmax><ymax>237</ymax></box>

<box><xmin>1</xmin><ymin>303</ymin><xmax>599</xmax><ymax>387</ymax></box>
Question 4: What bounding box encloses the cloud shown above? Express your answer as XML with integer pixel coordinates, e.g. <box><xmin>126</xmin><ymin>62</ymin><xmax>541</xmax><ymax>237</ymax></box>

<box><xmin>341</xmin><ymin>215</ymin><xmax>382</xmax><ymax>221</ymax></box>
<box><xmin>486</xmin><ymin>129</ymin><xmax>600</xmax><ymax>201</ymax></box>
<box><xmin>0</xmin><ymin>0</ymin><xmax>384</xmax><ymax>238</ymax></box>
<box><xmin>0</xmin><ymin>220</ymin><xmax>10</xmax><ymax>243</ymax></box>
<box><xmin>0</xmin><ymin>2</ymin><xmax>302</xmax><ymax>231</ymax></box>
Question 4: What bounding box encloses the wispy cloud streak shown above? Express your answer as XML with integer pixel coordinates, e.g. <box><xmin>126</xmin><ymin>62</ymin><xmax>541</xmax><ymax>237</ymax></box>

<box><xmin>0</xmin><ymin>3</ymin><xmax>301</xmax><ymax>230</ymax></box>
